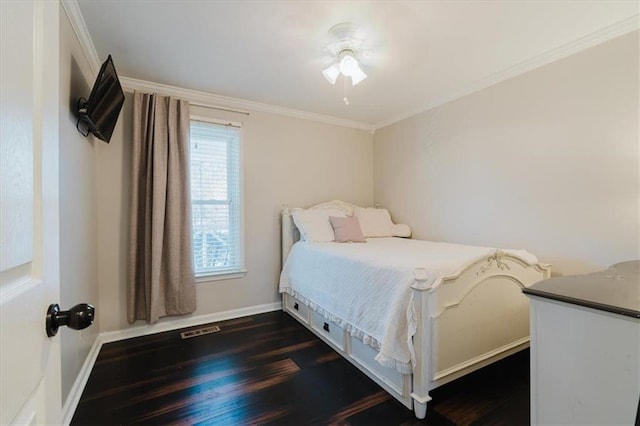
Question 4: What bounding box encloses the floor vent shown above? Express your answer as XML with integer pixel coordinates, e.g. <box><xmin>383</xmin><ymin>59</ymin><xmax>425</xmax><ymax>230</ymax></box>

<box><xmin>180</xmin><ymin>325</ymin><xmax>221</xmax><ymax>339</ymax></box>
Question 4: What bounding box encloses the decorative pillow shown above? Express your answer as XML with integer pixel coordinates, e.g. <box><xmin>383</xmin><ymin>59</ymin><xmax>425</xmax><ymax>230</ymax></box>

<box><xmin>329</xmin><ymin>216</ymin><xmax>366</xmax><ymax>243</ymax></box>
<box><xmin>391</xmin><ymin>223</ymin><xmax>412</xmax><ymax>238</ymax></box>
<box><xmin>354</xmin><ymin>207</ymin><xmax>394</xmax><ymax>238</ymax></box>
<box><xmin>291</xmin><ymin>208</ymin><xmax>346</xmax><ymax>242</ymax></box>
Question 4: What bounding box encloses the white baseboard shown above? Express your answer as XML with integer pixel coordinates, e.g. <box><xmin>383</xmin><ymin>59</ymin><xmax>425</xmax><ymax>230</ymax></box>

<box><xmin>61</xmin><ymin>335</ymin><xmax>103</xmax><ymax>425</ymax></box>
<box><xmin>60</xmin><ymin>301</ymin><xmax>282</xmax><ymax>424</ymax></box>
<box><xmin>100</xmin><ymin>301</ymin><xmax>282</xmax><ymax>343</ymax></box>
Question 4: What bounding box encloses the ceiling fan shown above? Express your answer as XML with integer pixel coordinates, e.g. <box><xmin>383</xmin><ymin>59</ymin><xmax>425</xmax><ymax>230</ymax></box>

<box><xmin>322</xmin><ymin>22</ymin><xmax>371</xmax><ymax>105</ymax></box>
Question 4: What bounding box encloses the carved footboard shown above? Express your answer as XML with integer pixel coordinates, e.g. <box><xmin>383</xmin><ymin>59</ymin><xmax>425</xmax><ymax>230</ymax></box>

<box><xmin>410</xmin><ymin>253</ymin><xmax>550</xmax><ymax>417</ymax></box>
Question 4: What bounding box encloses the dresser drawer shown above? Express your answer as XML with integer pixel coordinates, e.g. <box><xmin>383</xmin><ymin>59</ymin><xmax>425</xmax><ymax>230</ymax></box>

<box><xmin>311</xmin><ymin>310</ymin><xmax>345</xmax><ymax>350</ymax></box>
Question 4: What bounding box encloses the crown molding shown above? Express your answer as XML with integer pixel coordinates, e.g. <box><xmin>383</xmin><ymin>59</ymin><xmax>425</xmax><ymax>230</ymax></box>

<box><xmin>60</xmin><ymin>0</ymin><xmax>101</xmax><ymax>77</ymax></box>
<box><xmin>61</xmin><ymin>0</ymin><xmax>635</xmax><ymax>134</ymax></box>
<box><xmin>120</xmin><ymin>77</ymin><xmax>374</xmax><ymax>131</ymax></box>
<box><xmin>374</xmin><ymin>14</ymin><xmax>640</xmax><ymax>131</ymax></box>
<box><xmin>59</xmin><ymin>0</ymin><xmax>373</xmax><ymax>132</ymax></box>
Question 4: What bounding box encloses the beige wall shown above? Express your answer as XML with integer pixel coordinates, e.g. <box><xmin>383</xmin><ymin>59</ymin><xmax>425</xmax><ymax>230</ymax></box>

<box><xmin>374</xmin><ymin>31</ymin><xmax>639</xmax><ymax>275</ymax></box>
<box><xmin>97</xmin><ymin>101</ymin><xmax>373</xmax><ymax>332</ymax></box>
<box><xmin>58</xmin><ymin>5</ymin><xmax>100</xmax><ymax>403</ymax></box>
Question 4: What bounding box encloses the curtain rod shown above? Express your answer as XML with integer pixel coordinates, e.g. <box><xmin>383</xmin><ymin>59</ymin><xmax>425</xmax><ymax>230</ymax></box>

<box><xmin>190</xmin><ymin>102</ymin><xmax>250</xmax><ymax>115</ymax></box>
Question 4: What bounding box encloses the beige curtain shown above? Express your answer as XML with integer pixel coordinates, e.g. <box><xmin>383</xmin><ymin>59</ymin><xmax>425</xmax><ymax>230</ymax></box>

<box><xmin>128</xmin><ymin>91</ymin><xmax>196</xmax><ymax>324</ymax></box>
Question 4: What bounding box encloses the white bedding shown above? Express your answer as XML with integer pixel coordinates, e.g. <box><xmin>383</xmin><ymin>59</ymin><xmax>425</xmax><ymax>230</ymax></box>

<box><xmin>279</xmin><ymin>237</ymin><xmax>538</xmax><ymax>374</ymax></box>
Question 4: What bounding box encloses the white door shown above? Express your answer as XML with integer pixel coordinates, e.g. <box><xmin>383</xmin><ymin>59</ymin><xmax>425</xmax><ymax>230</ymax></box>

<box><xmin>1</xmin><ymin>1</ymin><xmax>62</xmax><ymax>424</ymax></box>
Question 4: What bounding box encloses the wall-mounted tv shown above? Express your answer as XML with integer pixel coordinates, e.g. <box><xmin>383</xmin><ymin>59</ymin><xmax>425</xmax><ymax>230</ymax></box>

<box><xmin>76</xmin><ymin>55</ymin><xmax>125</xmax><ymax>143</ymax></box>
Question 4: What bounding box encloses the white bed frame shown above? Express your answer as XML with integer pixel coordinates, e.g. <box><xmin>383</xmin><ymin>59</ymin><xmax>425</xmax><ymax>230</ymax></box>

<box><xmin>280</xmin><ymin>200</ymin><xmax>551</xmax><ymax>419</ymax></box>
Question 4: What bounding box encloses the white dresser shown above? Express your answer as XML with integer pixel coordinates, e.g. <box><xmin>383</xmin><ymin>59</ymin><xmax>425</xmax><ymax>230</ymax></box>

<box><xmin>523</xmin><ymin>261</ymin><xmax>640</xmax><ymax>425</ymax></box>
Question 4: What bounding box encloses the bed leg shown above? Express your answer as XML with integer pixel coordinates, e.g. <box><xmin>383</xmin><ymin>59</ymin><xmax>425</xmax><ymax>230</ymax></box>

<box><xmin>410</xmin><ymin>284</ymin><xmax>432</xmax><ymax>420</ymax></box>
<box><xmin>414</xmin><ymin>400</ymin><xmax>427</xmax><ymax>419</ymax></box>
<box><xmin>411</xmin><ymin>393</ymin><xmax>430</xmax><ymax>419</ymax></box>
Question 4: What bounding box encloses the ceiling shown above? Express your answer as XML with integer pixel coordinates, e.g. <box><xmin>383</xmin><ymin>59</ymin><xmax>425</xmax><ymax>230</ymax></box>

<box><xmin>77</xmin><ymin>1</ymin><xmax>638</xmax><ymax>128</ymax></box>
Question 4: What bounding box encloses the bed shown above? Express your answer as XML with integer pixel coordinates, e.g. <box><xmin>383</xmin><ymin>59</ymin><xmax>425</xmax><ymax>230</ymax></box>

<box><xmin>279</xmin><ymin>200</ymin><xmax>550</xmax><ymax>419</ymax></box>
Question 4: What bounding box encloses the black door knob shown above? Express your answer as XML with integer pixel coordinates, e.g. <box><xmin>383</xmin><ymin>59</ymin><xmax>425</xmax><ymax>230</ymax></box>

<box><xmin>46</xmin><ymin>303</ymin><xmax>95</xmax><ymax>337</ymax></box>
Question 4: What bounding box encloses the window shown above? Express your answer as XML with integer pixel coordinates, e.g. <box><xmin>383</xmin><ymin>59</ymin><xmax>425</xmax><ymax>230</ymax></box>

<box><xmin>190</xmin><ymin>119</ymin><xmax>244</xmax><ymax>279</ymax></box>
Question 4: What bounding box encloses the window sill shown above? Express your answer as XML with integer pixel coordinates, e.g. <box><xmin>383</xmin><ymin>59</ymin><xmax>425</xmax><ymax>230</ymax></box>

<box><xmin>195</xmin><ymin>269</ymin><xmax>248</xmax><ymax>283</ymax></box>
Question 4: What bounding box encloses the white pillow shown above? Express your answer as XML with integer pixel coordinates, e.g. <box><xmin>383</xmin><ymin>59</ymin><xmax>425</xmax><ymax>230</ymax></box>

<box><xmin>354</xmin><ymin>207</ymin><xmax>394</xmax><ymax>238</ymax></box>
<box><xmin>391</xmin><ymin>223</ymin><xmax>411</xmax><ymax>238</ymax></box>
<box><xmin>291</xmin><ymin>208</ymin><xmax>346</xmax><ymax>242</ymax></box>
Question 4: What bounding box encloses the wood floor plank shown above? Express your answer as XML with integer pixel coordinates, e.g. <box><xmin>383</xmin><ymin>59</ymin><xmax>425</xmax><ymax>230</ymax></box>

<box><xmin>71</xmin><ymin>311</ymin><xmax>530</xmax><ymax>425</ymax></box>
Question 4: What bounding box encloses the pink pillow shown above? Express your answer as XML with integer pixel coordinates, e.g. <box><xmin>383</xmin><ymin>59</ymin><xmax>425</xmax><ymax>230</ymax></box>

<box><xmin>329</xmin><ymin>216</ymin><xmax>366</xmax><ymax>243</ymax></box>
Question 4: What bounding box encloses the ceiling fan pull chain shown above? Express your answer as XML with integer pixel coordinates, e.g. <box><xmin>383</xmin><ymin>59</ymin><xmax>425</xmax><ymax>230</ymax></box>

<box><xmin>343</xmin><ymin>77</ymin><xmax>350</xmax><ymax>106</ymax></box>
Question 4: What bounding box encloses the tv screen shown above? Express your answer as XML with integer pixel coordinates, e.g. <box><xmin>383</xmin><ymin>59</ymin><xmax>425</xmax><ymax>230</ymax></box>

<box><xmin>78</xmin><ymin>55</ymin><xmax>125</xmax><ymax>143</ymax></box>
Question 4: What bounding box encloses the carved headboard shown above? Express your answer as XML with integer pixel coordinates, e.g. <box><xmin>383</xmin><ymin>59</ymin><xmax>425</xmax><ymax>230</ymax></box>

<box><xmin>281</xmin><ymin>200</ymin><xmax>359</xmax><ymax>267</ymax></box>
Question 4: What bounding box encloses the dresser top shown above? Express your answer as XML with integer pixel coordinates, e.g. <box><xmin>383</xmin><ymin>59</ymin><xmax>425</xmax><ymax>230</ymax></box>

<box><xmin>523</xmin><ymin>260</ymin><xmax>640</xmax><ymax>318</ymax></box>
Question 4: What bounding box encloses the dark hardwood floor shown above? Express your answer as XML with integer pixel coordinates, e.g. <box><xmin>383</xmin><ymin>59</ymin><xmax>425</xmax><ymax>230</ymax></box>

<box><xmin>72</xmin><ymin>311</ymin><xmax>530</xmax><ymax>425</ymax></box>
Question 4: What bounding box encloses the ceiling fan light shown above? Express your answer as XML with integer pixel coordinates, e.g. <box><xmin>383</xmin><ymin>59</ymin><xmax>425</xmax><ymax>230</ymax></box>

<box><xmin>350</xmin><ymin>65</ymin><xmax>367</xmax><ymax>85</ymax></box>
<box><xmin>339</xmin><ymin>54</ymin><xmax>358</xmax><ymax>76</ymax></box>
<box><xmin>322</xmin><ymin>63</ymin><xmax>340</xmax><ymax>84</ymax></box>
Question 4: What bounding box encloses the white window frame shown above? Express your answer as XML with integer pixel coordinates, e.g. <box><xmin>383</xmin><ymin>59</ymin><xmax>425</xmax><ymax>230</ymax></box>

<box><xmin>190</xmin><ymin>115</ymin><xmax>246</xmax><ymax>282</ymax></box>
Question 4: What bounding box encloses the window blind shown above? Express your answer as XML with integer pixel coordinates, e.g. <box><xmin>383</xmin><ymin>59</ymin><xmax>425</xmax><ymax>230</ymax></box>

<box><xmin>190</xmin><ymin>120</ymin><xmax>242</xmax><ymax>276</ymax></box>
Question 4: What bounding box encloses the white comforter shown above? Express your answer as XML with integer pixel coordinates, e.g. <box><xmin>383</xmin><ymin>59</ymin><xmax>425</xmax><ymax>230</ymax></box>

<box><xmin>278</xmin><ymin>237</ymin><xmax>538</xmax><ymax>374</ymax></box>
